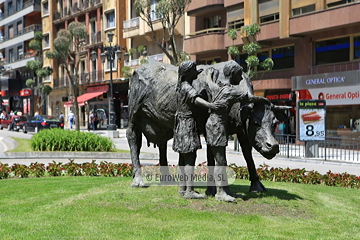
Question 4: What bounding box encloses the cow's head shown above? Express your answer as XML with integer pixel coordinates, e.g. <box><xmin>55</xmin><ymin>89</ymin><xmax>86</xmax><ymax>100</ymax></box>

<box><xmin>243</xmin><ymin>103</ymin><xmax>290</xmax><ymax>159</ymax></box>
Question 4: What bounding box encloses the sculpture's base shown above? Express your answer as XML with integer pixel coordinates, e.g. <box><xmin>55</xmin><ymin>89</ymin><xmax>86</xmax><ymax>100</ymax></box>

<box><xmin>106</xmin><ymin>130</ymin><xmax>119</xmax><ymax>138</ymax></box>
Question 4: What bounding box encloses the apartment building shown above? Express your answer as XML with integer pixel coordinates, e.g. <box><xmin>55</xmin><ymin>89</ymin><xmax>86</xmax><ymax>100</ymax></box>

<box><xmin>123</xmin><ymin>0</ymin><xmax>185</xmax><ymax>68</ymax></box>
<box><xmin>44</xmin><ymin>0</ymin><xmax>127</xmax><ymax>128</ymax></box>
<box><xmin>0</xmin><ymin>0</ymin><xmax>42</xmax><ymax>115</ymax></box>
<box><xmin>185</xmin><ymin>0</ymin><xmax>360</xmax><ymax>136</ymax></box>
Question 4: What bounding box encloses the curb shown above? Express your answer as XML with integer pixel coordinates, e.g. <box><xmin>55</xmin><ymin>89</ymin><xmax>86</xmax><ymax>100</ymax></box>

<box><xmin>0</xmin><ymin>137</ymin><xmax>18</xmax><ymax>152</ymax></box>
<box><xmin>0</xmin><ymin>152</ymin><xmax>159</xmax><ymax>160</ymax></box>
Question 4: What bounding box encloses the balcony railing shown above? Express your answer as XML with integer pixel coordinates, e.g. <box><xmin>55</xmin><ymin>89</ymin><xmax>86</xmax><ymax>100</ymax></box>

<box><xmin>147</xmin><ymin>54</ymin><xmax>163</xmax><ymax>62</ymax></box>
<box><xmin>123</xmin><ymin>17</ymin><xmax>140</xmax><ymax>29</ymax></box>
<box><xmin>53</xmin><ymin>70</ymin><xmax>104</xmax><ymax>89</ymax></box>
<box><xmin>86</xmin><ymin>31</ymin><xmax>102</xmax><ymax>45</ymax></box>
<box><xmin>72</xmin><ymin>3</ymin><xmax>79</xmax><ymax>13</ymax></box>
<box><xmin>0</xmin><ymin>24</ymin><xmax>42</xmax><ymax>42</ymax></box>
<box><xmin>187</xmin><ymin>27</ymin><xmax>226</xmax><ymax>37</ymax></box>
<box><xmin>124</xmin><ymin>59</ymin><xmax>140</xmax><ymax>67</ymax></box>
<box><xmin>0</xmin><ymin>0</ymin><xmax>40</xmax><ymax>20</ymax></box>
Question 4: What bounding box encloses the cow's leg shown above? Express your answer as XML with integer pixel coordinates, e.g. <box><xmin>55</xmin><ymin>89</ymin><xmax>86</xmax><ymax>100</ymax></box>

<box><xmin>126</xmin><ymin>123</ymin><xmax>144</xmax><ymax>187</ymax></box>
<box><xmin>158</xmin><ymin>142</ymin><xmax>171</xmax><ymax>184</ymax></box>
<box><xmin>205</xmin><ymin>146</ymin><xmax>216</xmax><ymax>196</ymax></box>
<box><xmin>238</xmin><ymin>133</ymin><xmax>267</xmax><ymax>192</ymax></box>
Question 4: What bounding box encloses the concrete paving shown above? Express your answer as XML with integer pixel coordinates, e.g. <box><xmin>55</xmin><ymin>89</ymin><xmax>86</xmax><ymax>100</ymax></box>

<box><xmin>0</xmin><ymin>128</ymin><xmax>360</xmax><ymax>176</ymax></box>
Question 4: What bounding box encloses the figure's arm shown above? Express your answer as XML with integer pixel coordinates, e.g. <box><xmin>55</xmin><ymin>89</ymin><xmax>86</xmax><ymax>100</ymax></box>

<box><xmin>247</xmin><ymin>95</ymin><xmax>271</xmax><ymax>105</ymax></box>
<box><xmin>194</xmin><ymin>97</ymin><xmax>221</xmax><ymax>110</ymax></box>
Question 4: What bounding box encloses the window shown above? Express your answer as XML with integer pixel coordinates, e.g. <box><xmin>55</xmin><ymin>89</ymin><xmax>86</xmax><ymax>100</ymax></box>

<box><xmin>16</xmin><ymin>0</ymin><xmax>23</xmax><ymax>11</ymax></box>
<box><xmin>8</xmin><ymin>2</ymin><xmax>13</xmax><ymax>16</ymax></box>
<box><xmin>43</xmin><ymin>1</ymin><xmax>49</xmax><ymax>15</ymax></box>
<box><xmin>272</xmin><ymin>46</ymin><xmax>294</xmax><ymax>70</ymax></box>
<box><xmin>315</xmin><ymin>37</ymin><xmax>350</xmax><ymax>65</ymax></box>
<box><xmin>8</xmin><ymin>25</ymin><xmax>14</xmax><ymax>38</ymax></box>
<box><xmin>235</xmin><ymin>54</ymin><xmax>248</xmax><ymax>73</ymax></box>
<box><xmin>43</xmin><ymin>34</ymin><xmax>50</xmax><ymax>48</ymax></box>
<box><xmin>292</xmin><ymin>4</ymin><xmax>316</xmax><ymax>16</ymax></box>
<box><xmin>228</xmin><ymin>19</ymin><xmax>244</xmax><ymax>30</ymax></box>
<box><xmin>150</xmin><ymin>0</ymin><xmax>161</xmax><ymax>21</ymax></box>
<box><xmin>259</xmin><ymin>0</ymin><xmax>279</xmax><ymax>23</ymax></box>
<box><xmin>17</xmin><ymin>46</ymin><xmax>23</xmax><ymax>60</ymax></box>
<box><xmin>327</xmin><ymin>0</ymin><xmax>354</xmax><ymax>8</ymax></box>
<box><xmin>105</xmin><ymin>11</ymin><xmax>115</xmax><ymax>28</ymax></box>
<box><xmin>204</xmin><ymin>15</ymin><xmax>221</xmax><ymax>29</ymax></box>
<box><xmin>17</xmin><ymin>21</ymin><xmax>23</xmax><ymax>35</ymax></box>
<box><xmin>196</xmin><ymin>57</ymin><xmax>221</xmax><ymax>65</ymax></box>
<box><xmin>8</xmin><ymin>49</ymin><xmax>14</xmax><ymax>62</ymax></box>
<box><xmin>354</xmin><ymin>36</ymin><xmax>360</xmax><ymax>60</ymax></box>
<box><xmin>260</xmin><ymin>13</ymin><xmax>279</xmax><ymax>23</ymax></box>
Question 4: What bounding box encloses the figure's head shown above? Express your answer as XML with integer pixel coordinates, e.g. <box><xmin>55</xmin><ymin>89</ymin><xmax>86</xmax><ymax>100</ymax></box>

<box><xmin>223</xmin><ymin>61</ymin><xmax>243</xmax><ymax>85</ymax></box>
<box><xmin>178</xmin><ymin>61</ymin><xmax>201</xmax><ymax>83</ymax></box>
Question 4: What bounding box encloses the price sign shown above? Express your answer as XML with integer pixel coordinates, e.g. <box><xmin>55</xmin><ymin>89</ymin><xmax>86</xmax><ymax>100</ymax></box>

<box><xmin>298</xmin><ymin>100</ymin><xmax>326</xmax><ymax>141</ymax></box>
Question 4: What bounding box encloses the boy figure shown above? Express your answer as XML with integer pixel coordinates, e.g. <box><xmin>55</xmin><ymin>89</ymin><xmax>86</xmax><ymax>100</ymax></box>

<box><xmin>205</xmin><ymin>61</ymin><xmax>271</xmax><ymax>202</ymax></box>
<box><xmin>173</xmin><ymin>61</ymin><xmax>221</xmax><ymax>199</ymax></box>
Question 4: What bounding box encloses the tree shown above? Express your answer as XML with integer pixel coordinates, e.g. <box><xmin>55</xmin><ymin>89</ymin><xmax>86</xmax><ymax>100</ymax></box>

<box><xmin>45</xmin><ymin>22</ymin><xmax>88</xmax><ymax>131</ymax></box>
<box><xmin>240</xmin><ymin>24</ymin><xmax>274</xmax><ymax>79</ymax></box>
<box><xmin>25</xmin><ymin>31</ymin><xmax>53</xmax><ymax>115</ymax></box>
<box><xmin>134</xmin><ymin>0</ymin><xmax>191</xmax><ymax>65</ymax></box>
<box><xmin>227</xmin><ymin>24</ymin><xmax>274</xmax><ymax>79</ymax></box>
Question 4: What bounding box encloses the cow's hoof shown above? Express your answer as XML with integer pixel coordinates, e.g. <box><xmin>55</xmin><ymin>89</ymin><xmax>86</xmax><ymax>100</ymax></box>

<box><xmin>249</xmin><ymin>180</ymin><xmax>267</xmax><ymax>193</ymax></box>
<box><xmin>184</xmin><ymin>191</ymin><xmax>206</xmax><ymax>199</ymax></box>
<box><xmin>205</xmin><ymin>186</ymin><xmax>216</xmax><ymax>196</ymax></box>
<box><xmin>215</xmin><ymin>193</ymin><xmax>236</xmax><ymax>202</ymax></box>
<box><xmin>178</xmin><ymin>190</ymin><xmax>186</xmax><ymax>197</ymax></box>
<box><xmin>130</xmin><ymin>177</ymin><xmax>145</xmax><ymax>187</ymax></box>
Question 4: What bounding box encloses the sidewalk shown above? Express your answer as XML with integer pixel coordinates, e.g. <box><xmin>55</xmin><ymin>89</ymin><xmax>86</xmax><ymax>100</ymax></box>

<box><xmin>1</xmin><ymin>128</ymin><xmax>360</xmax><ymax>176</ymax></box>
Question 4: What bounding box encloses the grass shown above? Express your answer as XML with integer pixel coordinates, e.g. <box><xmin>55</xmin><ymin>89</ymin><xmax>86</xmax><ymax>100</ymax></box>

<box><xmin>0</xmin><ymin>177</ymin><xmax>359</xmax><ymax>239</ymax></box>
<box><xmin>8</xmin><ymin>137</ymin><xmax>129</xmax><ymax>153</ymax></box>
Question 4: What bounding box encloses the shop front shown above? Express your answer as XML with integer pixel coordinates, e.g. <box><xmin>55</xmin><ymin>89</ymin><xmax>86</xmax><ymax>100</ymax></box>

<box><xmin>292</xmin><ymin>70</ymin><xmax>360</xmax><ymax>137</ymax></box>
<box><xmin>20</xmin><ymin>88</ymin><xmax>32</xmax><ymax>116</ymax></box>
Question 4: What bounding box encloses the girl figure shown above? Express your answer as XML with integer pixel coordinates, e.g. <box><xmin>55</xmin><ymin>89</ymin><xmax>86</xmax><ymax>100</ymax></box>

<box><xmin>173</xmin><ymin>61</ymin><xmax>220</xmax><ymax>199</ymax></box>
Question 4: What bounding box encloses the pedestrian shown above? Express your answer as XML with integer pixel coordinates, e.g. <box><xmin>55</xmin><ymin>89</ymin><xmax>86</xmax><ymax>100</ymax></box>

<box><xmin>9</xmin><ymin>110</ymin><xmax>14</xmax><ymax>116</ymax></box>
<box><xmin>88</xmin><ymin>111</ymin><xmax>94</xmax><ymax>131</ymax></box>
<box><xmin>68</xmin><ymin>110</ymin><xmax>75</xmax><ymax>129</ymax></box>
<box><xmin>173</xmin><ymin>61</ymin><xmax>220</xmax><ymax>199</ymax></box>
<box><xmin>59</xmin><ymin>112</ymin><xmax>65</xmax><ymax>123</ymax></box>
<box><xmin>0</xmin><ymin>110</ymin><xmax>6</xmax><ymax>119</ymax></box>
<box><xmin>93</xmin><ymin>112</ymin><xmax>98</xmax><ymax>130</ymax></box>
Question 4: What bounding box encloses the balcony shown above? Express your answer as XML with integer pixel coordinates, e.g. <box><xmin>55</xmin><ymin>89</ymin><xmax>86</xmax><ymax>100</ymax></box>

<box><xmin>0</xmin><ymin>0</ymin><xmax>41</xmax><ymax>26</ymax></box>
<box><xmin>53</xmin><ymin>70</ymin><xmax>105</xmax><ymax>89</ymax></box>
<box><xmin>85</xmin><ymin>31</ymin><xmax>102</xmax><ymax>46</ymax></box>
<box><xmin>3</xmin><ymin>54</ymin><xmax>41</xmax><ymax>70</ymax></box>
<box><xmin>290</xmin><ymin>3</ymin><xmax>360</xmax><ymax>36</ymax></box>
<box><xmin>123</xmin><ymin>17</ymin><xmax>140</xmax><ymax>30</ymax></box>
<box><xmin>184</xmin><ymin>28</ymin><xmax>225</xmax><ymax>54</ymax></box>
<box><xmin>187</xmin><ymin>0</ymin><xmax>224</xmax><ymax>15</ymax></box>
<box><xmin>53</xmin><ymin>0</ymin><xmax>103</xmax><ymax>23</ymax></box>
<box><xmin>124</xmin><ymin>59</ymin><xmax>140</xmax><ymax>67</ymax></box>
<box><xmin>0</xmin><ymin>24</ymin><xmax>42</xmax><ymax>49</ymax></box>
<box><xmin>147</xmin><ymin>54</ymin><xmax>163</xmax><ymax>63</ymax></box>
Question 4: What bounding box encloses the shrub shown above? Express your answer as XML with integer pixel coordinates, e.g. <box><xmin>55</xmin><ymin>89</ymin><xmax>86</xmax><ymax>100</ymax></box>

<box><xmin>29</xmin><ymin>162</ymin><xmax>46</xmax><ymax>177</ymax></box>
<box><xmin>30</xmin><ymin>128</ymin><xmax>115</xmax><ymax>152</ymax></box>
<box><xmin>82</xmin><ymin>160</ymin><xmax>99</xmax><ymax>176</ymax></box>
<box><xmin>0</xmin><ymin>163</ymin><xmax>11</xmax><ymax>179</ymax></box>
<box><xmin>63</xmin><ymin>159</ymin><xmax>82</xmax><ymax>176</ymax></box>
<box><xmin>46</xmin><ymin>161</ymin><xmax>63</xmax><ymax>176</ymax></box>
<box><xmin>11</xmin><ymin>164</ymin><xmax>30</xmax><ymax>178</ymax></box>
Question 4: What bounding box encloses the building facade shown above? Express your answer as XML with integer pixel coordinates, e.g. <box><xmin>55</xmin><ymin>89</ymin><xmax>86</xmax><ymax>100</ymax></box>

<box><xmin>185</xmin><ymin>0</ymin><xmax>360</xmax><ymax>136</ymax></box>
<box><xmin>44</xmin><ymin>0</ymin><xmax>127</xmax><ymax>128</ymax></box>
<box><xmin>0</xmin><ymin>0</ymin><xmax>41</xmax><ymax>115</ymax></box>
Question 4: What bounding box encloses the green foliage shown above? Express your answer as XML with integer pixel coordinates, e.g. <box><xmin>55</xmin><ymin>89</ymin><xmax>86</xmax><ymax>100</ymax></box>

<box><xmin>26</xmin><ymin>79</ymin><xmax>36</xmax><ymax>89</ymax></box>
<box><xmin>0</xmin><ymin>163</ymin><xmax>11</xmax><ymax>179</ymax></box>
<box><xmin>140</xmin><ymin>58</ymin><xmax>148</xmax><ymax>65</ymax></box>
<box><xmin>30</xmin><ymin>128</ymin><xmax>115</xmax><ymax>152</ymax></box>
<box><xmin>36</xmin><ymin>67</ymin><xmax>53</xmax><ymax>78</ymax></box>
<box><xmin>121</xmin><ymin>66</ymin><xmax>133</xmax><ymax>79</ymax></box>
<box><xmin>63</xmin><ymin>159</ymin><xmax>82</xmax><ymax>176</ymax></box>
<box><xmin>227</xmin><ymin>28</ymin><xmax>238</xmax><ymax>41</ymax></box>
<box><xmin>26</xmin><ymin>60</ymin><xmax>42</xmax><ymax>72</ymax></box>
<box><xmin>242</xmin><ymin>42</ymin><xmax>261</xmax><ymax>56</ymax></box>
<box><xmin>29</xmin><ymin>162</ymin><xmax>46</xmax><ymax>178</ymax></box>
<box><xmin>82</xmin><ymin>160</ymin><xmax>99</xmax><ymax>176</ymax></box>
<box><xmin>68</xmin><ymin>22</ymin><xmax>87</xmax><ymax>40</ymax></box>
<box><xmin>227</xmin><ymin>46</ymin><xmax>240</xmax><ymax>58</ymax></box>
<box><xmin>11</xmin><ymin>164</ymin><xmax>30</xmax><ymax>178</ymax></box>
<box><xmin>46</xmin><ymin>161</ymin><xmax>63</xmax><ymax>176</ymax></box>
<box><xmin>176</xmin><ymin>51</ymin><xmax>191</xmax><ymax>66</ymax></box>
<box><xmin>34</xmin><ymin>31</ymin><xmax>43</xmax><ymax>41</ymax></box>
<box><xmin>259</xmin><ymin>58</ymin><xmax>274</xmax><ymax>71</ymax></box>
<box><xmin>99</xmin><ymin>161</ymin><xmax>117</xmax><ymax>177</ymax></box>
<box><xmin>39</xmin><ymin>85</ymin><xmax>53</xmax><ymax>96</ymax></box>
<box><xmin>241</xmin><ymin>23</ymin><xmax>261</xmax><ymax>37</ymax></box>
<box><xmin>28</xmin><ymin>40</ymin><xmax>42</xmax><ymax>52</ymax></box>
<box><xmin>128</xmin><ymin>48</ymin><xmax>136</xmax><ymax>57</ymax></box>
<box><xmin>137</xmin><ymin>46</ymin><xmax>146</xmax><ymax>54</ymax></box>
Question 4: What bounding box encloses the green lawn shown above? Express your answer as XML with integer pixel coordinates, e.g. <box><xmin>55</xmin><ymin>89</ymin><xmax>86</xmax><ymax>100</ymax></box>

<box><xmin>0</xmin><ymin>177</ymin><xmax>359</xmax><ymax>239</ymax></box>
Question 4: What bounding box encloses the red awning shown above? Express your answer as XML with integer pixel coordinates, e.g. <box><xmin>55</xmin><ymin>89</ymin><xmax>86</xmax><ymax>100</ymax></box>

<box><xmin>64</xmin><ymin>91</ymin><xmax>105</xmax><ymax>107</ymax></box>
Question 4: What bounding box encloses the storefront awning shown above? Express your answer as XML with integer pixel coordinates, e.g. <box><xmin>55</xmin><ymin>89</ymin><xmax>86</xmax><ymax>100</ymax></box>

<box><xmin>64</xmin><ymin>91</ymin><xmax>106</xmax><ymax>107</ymax></box>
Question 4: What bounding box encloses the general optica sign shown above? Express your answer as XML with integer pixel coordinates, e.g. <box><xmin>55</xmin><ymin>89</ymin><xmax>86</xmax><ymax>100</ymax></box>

<box><xmin>304</xmin><ymin>85</ymin><xmax>360</xmax><ymax>106</ymax></box>
<box><xmin>297</xmin><ymin>100</ymin><xmax>326</xmax><ymax>141</ymax></box>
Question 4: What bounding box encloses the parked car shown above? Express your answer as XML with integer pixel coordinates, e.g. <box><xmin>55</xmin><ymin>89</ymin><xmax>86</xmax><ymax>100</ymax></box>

<box><xmin>0</xmin><ymin>116</ymin><xmax>27</xmax><ymax>131</ymax></box>
<box><xmin>23</xmin><ymin>115</ymin><xmax>64</xmax><ymax>133</ymax></box>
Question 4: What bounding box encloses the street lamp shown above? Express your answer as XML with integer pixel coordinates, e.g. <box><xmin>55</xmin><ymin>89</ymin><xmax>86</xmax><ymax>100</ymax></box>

<box><xmin>90</xmin><ymin>32</ymin><xmax>128</xmax><ymax>131</ymax></box>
